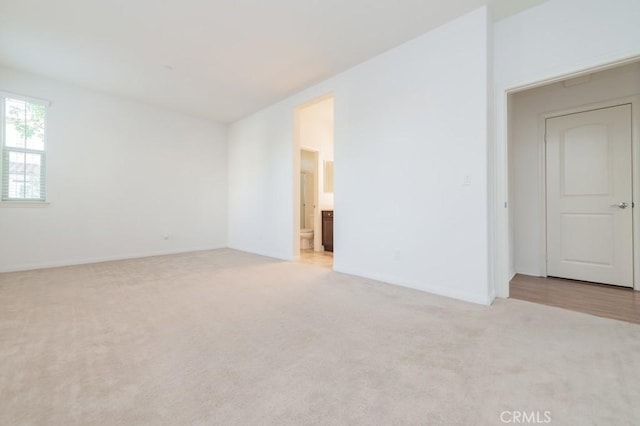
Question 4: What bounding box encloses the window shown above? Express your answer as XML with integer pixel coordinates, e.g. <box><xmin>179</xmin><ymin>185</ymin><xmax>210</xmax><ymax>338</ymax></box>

<box><xmin>1</xmin><ymin>94</ymin><xmax>47</xmax><ymax>202</ymax></box>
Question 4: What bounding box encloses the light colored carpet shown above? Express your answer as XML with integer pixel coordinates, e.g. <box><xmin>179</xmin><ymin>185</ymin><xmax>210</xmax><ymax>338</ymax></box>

<box><xmin>0</xmin><ymin>249</ymin><xmax>638</xmax><ymax>425</ymax></box>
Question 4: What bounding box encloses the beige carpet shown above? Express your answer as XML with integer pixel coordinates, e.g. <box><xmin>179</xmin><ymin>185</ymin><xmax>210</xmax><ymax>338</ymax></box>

<box><xmin>1</xmin><ymin>249</ymin><xmax>638</xmax><ymax>425</ymax></box>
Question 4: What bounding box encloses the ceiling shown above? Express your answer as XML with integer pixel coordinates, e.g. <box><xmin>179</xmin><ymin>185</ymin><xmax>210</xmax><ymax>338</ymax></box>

<box><xmin>0</xmin><ymin>0</ymin><xmax>548</xmax><ymax>123</ymax></box>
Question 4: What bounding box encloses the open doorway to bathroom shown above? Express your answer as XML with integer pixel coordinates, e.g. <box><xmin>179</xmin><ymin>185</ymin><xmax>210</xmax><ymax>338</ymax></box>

<box><xmin>294</xmin><ymin>94</ymin><xmax>334</xmax><ymax>269</ymax></box>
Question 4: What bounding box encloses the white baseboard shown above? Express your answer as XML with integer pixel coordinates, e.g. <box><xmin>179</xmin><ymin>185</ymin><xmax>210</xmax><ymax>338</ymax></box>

<box><xmin>333</xmin><ymin>264</ymin><xmax>492</xmax><ymax>306</ymax></box>
<box><xmin>3</xmin><ymin>247</ymin><xmax>493</xmax><ymax>306</ymax></box>
<box><xmin>226</xmin><ymin>244</ymin><xmax>292</xmax><ymax>262</ymax></box>
<box><xmin>514</xmin><ymin>271</ymin><xmax>544</xmax><ymax>278</ymax></box>
<box><xmin>0</xmin><ymin>245</ymin><xmax>226</xmax><ymax>273</ymax></box>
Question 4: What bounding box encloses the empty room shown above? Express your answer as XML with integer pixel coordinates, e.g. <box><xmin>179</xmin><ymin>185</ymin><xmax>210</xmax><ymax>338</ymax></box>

<box><xmin>1</xmin><ymin>0</ymin><xmax>639</xmax><ymax>424</ymax></box>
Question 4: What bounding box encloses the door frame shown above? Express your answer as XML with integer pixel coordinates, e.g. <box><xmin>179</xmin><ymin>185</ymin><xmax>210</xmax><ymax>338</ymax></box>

<box><xmin>299</xmin><ymin>147</ymin><xmax>322</xmax><ymax>251</ymax></box>
<box><xmin>534</xmin><ymin>98</ymin><xmax>639</xmax><ymax>283</ymax></box>
<box><xmin>495</xmin><ymin>56</ymin><xmax>640</xmax><ymax>298</ymax></box>
<box><xmin>293</xmin><ymin>93</ymin><xmax>334</xmax><ymax>258</ymax></box>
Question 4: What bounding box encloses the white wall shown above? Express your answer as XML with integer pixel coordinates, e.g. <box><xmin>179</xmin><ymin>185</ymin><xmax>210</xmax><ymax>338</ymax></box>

<box><xmin>228</xmin><ymin>8</ymin><xmax>491</xmax><ymax>304</ymax></box>
<box><xmin>300</xmin><ymin>150</ymin><xmax>315</xmax><ymax>173</ymax></box>
<box><xmin>0</xmin><ymin>67</ymin><xmax>228</xmax><ymax>272</ymax></box>
<box><xmin>493</xmin><ymin>0</ymin><xmax>640</xmax><ymax>297</ymax></box>
<box><xmin>227</xmin><ymin>100</ymin><xmax>300</xmax><ymax>260</ymax></box>
<box><xmin>511</xmin><ymin>63</ymin><xmax>640</xmax><ymax>276</ymax></box>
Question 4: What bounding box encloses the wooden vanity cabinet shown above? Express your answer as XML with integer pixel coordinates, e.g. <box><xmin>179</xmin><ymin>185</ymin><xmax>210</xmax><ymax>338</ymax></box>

<box><xmin>322</xmin><ymin>210</ymin><xmax>333</xmax><ymax>252</ymax></box>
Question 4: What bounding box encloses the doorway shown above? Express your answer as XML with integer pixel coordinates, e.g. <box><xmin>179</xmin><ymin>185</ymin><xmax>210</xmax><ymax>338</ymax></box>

<box><xmin>510</xmin><ymin>275</ymin><xmax>640</xmax><ymax>324</ymax></box>
<box><xmin>545</xmin><ymin>104</ymin><xmax>633</xmax><ymax>287</ymax></box>
<box><xmin>293</xmin><ymin>94</ymin><xmax>335</xmax><ymax>268</ymax></box>
<box><xmin>507</xmin><ymin>62</ymin><xmax>640</xmax><ymax>303</ymax></box>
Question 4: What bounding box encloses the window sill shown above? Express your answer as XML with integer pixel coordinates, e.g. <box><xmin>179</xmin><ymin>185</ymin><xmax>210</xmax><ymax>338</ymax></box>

<box><xmin>0</xmin><ymin>201</ymin><xmax>50</xmax><ymax>208</ymax></box>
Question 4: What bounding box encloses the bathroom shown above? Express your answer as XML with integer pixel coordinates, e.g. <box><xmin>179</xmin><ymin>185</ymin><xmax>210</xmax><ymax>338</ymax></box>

<box><xmin>296</xmin><ymin>95</ymin><xmax>334</xmax><ymax>267</ymax></box>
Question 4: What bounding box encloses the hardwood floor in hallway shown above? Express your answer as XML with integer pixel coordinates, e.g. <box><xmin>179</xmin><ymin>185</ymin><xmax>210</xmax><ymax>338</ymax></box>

<box><xmin>510</xmin><ymin>274</ymin><xmax>640</xmax><ymax>324</ymax></box>
<box><xmin>299</xmin><ymin>249</ymin><xmax>333</xmax><ymax>269</ymax></box>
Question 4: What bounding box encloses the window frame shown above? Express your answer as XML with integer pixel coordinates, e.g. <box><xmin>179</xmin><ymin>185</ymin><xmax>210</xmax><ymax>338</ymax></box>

<box><xmin>0</xmin><ymin>91</ymin><xmax>49</xmax><ymax>203</ymax></box>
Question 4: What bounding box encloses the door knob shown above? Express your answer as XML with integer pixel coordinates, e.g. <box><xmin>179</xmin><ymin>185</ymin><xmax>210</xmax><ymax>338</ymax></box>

<box><xmin>611</xmin><ymin>202</ymin><xmax>629</xmax><ymax>209</ymax></box>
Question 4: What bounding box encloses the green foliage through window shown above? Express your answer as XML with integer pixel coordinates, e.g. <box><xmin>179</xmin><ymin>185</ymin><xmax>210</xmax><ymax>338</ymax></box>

<box><xmin>8</xmin><ymin>102</ymin><xmax>45</xmax><ymax>141</ymax></box>
<box><xmin>2</xmin><ymin>95</ymin><xmax>47</xmax><ymax>201</ymax></box>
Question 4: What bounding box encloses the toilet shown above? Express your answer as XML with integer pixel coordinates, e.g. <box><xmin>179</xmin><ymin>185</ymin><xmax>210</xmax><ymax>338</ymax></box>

<box><xmin>300</xmin><ymin>229</ymin><xmax>314</xmax><ymax>250</ymax></box>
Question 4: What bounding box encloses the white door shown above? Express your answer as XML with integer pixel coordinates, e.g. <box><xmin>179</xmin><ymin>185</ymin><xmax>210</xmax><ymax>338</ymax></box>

<box><xmin>302</xmin><ymin>172</ymin><xmax>315</xmax><ymax>229</ymax></box>
<box><xmin>546</xmin><ymin>104</ymin><xmax>633</xmax><ymax>287</ymax></box>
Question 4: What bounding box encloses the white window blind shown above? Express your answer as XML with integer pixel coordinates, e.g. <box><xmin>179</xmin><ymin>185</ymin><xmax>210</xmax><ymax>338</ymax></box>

<box><xmin>1</xmin><ymin>93</ymin><xmax>48</xmax><ymax>202</ymax></box>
